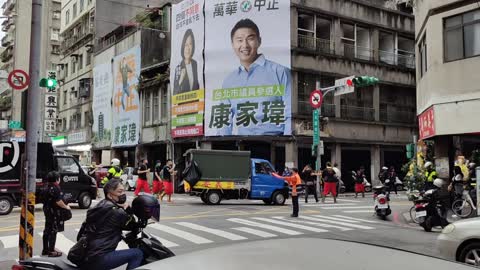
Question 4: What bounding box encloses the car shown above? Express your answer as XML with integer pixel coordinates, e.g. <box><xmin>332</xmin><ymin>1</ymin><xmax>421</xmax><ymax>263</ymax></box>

<box><xmin>140</xmin><ymin>238</ymin><xmax>471</xmax><ymax>270</ymax></box>
<box><xmin>437</xmin><ymin>217</ymin><xmax>480</xmax><ymax>267</ymax></box>
<box><xmin>120</xmin><ymin>166</ymin><xmax>138</xmax><ymax>191</ymax></box>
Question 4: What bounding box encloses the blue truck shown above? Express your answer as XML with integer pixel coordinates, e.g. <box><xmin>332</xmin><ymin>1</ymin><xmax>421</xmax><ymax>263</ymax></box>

<box><xmin>183</xmin><ymin>149</ymin><xmax>289</xmax><ymax>205</ymax></box>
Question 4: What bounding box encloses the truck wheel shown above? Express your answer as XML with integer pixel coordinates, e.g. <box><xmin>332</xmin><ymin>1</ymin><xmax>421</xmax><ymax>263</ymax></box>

<box><xmin>0</xmin><ymin>196</ymin><xmax>14</xmax><ymax>215</ymax></box>
<box><xmin>78</xmin><ymin>192</ymin><xmax>92</xmax><ymax>209</ymax></box>
<box><xmin>263</xmin><ymin>199</ymin><xmax>272</xmax><ymax>205</ymax></box>
<box><xmin>200</xmin><ymin>194</ymin><xmax>208</xmax><ymax>204</ymax></box>
<box><xmin>206</xmin><ymin>190</ymin><xmax>222</xmax><ymax>205</ymax></box>
<box><xmin>272</xmin><ymin>191</ymin><xmax>286</xmax><ymax>205</ymax></box>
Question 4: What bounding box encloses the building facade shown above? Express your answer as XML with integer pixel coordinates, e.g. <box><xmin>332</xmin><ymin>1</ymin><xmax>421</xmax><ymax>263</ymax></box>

<box><xmin>56</xmin><ymin>0</ymin><xmax>95</xmax><ymax>163</ymax></box>
<box><xmin>415</xmin><ymin>0</ymin><xmax>480</xmax><ymax>178</ymax></box>
<box><xmin>0</xmin><ymin>0</ymin><xmax>62</xmax><ymax>142</ymax></box>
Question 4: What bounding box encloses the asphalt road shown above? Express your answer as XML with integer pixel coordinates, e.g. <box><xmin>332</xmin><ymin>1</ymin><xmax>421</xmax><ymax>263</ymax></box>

<box><xmin>0</xmin><ymin>192</ymin><xmax>450</xmax><ymax>269</ymax></box>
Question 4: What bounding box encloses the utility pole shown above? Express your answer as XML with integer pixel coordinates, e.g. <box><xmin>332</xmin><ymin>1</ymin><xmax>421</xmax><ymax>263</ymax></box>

<box><xmin>315</xmin><ymin>81</ymin><xmax>322</xmax><ymax>197</ymax></box>
<box><xmin>19</xmin><ymin>0</ymin><xmax>42</xmax><ymax>260</ymax></box>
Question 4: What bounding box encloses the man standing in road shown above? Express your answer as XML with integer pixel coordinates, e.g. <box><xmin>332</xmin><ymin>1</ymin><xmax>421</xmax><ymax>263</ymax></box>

<box><xmin>135</xmin><ymin>159</ymin><xmax>151</xmax><ymax>196</ymax></box>
<box><xmin>302</xmin><ymin>164</ymin><xmax>318</xmax><ymax>203</ymax></box>
<box><xmin>274</xmin><ymin>168</ymin><xmax>302</xmax><ymax>217</ymax></box>
<box><xmin>153</xmin><ymin>160</ymin><xmax>164</xmax><ymax>199</ymax></box>
<box><xmin>333</xmin><ymin>163</ymin><xmax>341</xmax><ymax>198</ymax></box>
<box><xmin>160</xmin><ymin>159</ymin><xmax>176</xmax><ymax>203</ymax></box>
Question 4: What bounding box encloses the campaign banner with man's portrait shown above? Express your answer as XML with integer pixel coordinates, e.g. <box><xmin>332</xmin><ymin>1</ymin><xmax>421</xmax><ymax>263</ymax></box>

<box><xmin>204</xmin><ymin>0</ymin><xmax>291</xmax><ymax>136</ymax></box>
<box><xmin>170</xmin><ymin>0</ymin><xmax>205</xmax><ymax>138</ymax></box>
<box><xmin>112</xmin><ymin>46</ymin><xmax>141</xmax><ymax>147</ymax></box>
<box><xmin>92</xmin><ymin>62</ymin><xmax>113</xmax><ymax>148</ymax></box>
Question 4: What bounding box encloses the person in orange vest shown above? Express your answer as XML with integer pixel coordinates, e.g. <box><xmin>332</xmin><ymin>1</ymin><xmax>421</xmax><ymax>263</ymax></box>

<box><xmin>274</xmin><ymin>168</ymin><xmax>302</xmax><ymax>217</ymax></box>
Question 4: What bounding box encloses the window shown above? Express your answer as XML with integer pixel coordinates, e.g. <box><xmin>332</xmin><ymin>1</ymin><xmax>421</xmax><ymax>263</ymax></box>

<box><xmin>86</xmin><ymin>50</ymin><xmax>92</xmax><ymax>66</ymax></box>
<box><xmin>254</xmin><ymin>162</ymin><xmax>274</xmax><ymax>174</ymax></box>
<box><xmin>80</xmin><ymin>0</ymin><xmax>84</xmax><ymax>12</ymax></box>
<box><xmin>62</xmin><ymin>118</ymin><xmax>67</xmax><ymax>131</ymax></box>
<box><xmin>76</xmin><ymin>113</ymin><xmax>82</xmax><ymax>129</ymax></box>
<box><xmin>66</xmin><ymin>10</ymin><xmax>70</xmax><ymax>24</ymax></box>
<box><xmin>445</xmin><ymin>9</ymin><xmax>480</xmax><ymax>61</ymax></box>
<box><xmin>52</xmin><ymin>45</ymin><xmax>60</xmax><ymax>54</ymax></box>
<box><xmin>71</xmin><ymin>86</ymin><xmax>77</xmax><ymax>99</ymax></box>
<box><xmin>57</xmin><ymin>157</ymin><xmax>80</xmax><ymax>174</ymax></box>
<box><xmin>65</xmin><ymin>63</ymin><xmax>69</xmax><ymax>77</ymax></box>
<box><xmin>78</xmin><ymin>54</ymin><xmax>83</xmax><ymax>70</ymax></box>
<box><xmin>63</xmin><ymin>89</ymin><xmax>67</xmax><ymax>105</ymax></box>
<box><xmin>73</xmin><ymin>3</ymin><xmax>77</xmax><ymax>18</ymax></box>
<box><xmin>161</xmin><ymin>87</ymin><xmax>168</xmax><ymax>120</ymax></box>
<box><xmin>144</xmin><ymin>92</ymin><xmax>151</xmax><ymax>123</ymax></box>
<box><xmin>341</xmin><ymin>22</ymin><xmax>371</xmax><ymax>60</ymax></box>
<box><xmin>51</xmin><ymin>28</ymin><xmax>60</xmax><ymax>41</ymax></box>
<box><xmin>71</xmin><ymin>58</ymin><xmax>76</xmax><ymax>74</ymax></box>
<box><xmin>84</xmin><ymin>111</ymin><xmax>89</xmax><ymax>127</ymax></box>
<box><xmin>379</xmin><ymin>31</ymin><xmax>395</xmax><ymax>65</ymax></box>
<box><xmin>53</xmin><ymin>11</ymin><xmax>61</xmax><ymax>20</ymax></box>
<box><xmin>79</xmin><ymin>78</ymin><xmax>91</xmax><ymax>98</ymax></box>
<box><xmin>153</xmin><ymin>90</ymin><xmax>159</xmax><ymax>122</ymax></box>
<box><xmin>297</xmin><ymin>12</ymin><xmax>331</xmax><ymax>53</ymax></box>
<box><xmin>419</xmin><ymin>35</ymin><xmax>427</xmax><ymax>77</ymax></box>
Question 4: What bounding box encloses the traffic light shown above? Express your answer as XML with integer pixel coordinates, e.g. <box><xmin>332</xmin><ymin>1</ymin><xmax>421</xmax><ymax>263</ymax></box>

<box><xmin>406</xmin><ymin>143</ymin><xmax>415</xmax><ymax>159</ymax></box>
<box><xmin>352</xmin><ymin>76</ymin><xmax>379</xmax><ymax>88</ymax></box>
<box><xmin>39</xmin><ymin>78</ymin><xmax>57</xmax><ymax>88</ymax></box>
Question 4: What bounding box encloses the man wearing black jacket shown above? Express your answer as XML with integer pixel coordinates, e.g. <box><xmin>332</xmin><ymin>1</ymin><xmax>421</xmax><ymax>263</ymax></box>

<box><xmin>302</xmin><ymin>164</ymin><xmax>318</xmax><ymax>203</ymax></box>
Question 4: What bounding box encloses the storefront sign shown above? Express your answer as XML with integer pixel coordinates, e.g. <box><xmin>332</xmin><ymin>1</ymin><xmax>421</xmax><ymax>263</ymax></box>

<box><xmin>68</xmin><ymin>131</ymin><xmax>87</xmax><ymax>145</ymax></box>
<box><xmin>418</xmin><ymin>106</ymin><xmax>435</xmax><ymax>140</ymax></box>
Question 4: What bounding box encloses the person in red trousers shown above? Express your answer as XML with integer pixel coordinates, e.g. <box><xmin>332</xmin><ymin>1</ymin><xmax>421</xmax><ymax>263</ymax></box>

<box><xmin>322</xmin><ymin>162</ymin><xmax>337</xmax><ymax>203</ymax></box>
<box><xmin>134</xmin><ymin>159</ymin><xmax>151</xmax><ymax>196</ymax></box>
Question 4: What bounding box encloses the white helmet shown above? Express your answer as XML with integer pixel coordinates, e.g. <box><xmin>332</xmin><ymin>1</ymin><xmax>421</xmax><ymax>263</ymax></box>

<box><xmin>111</xmin><ymin>158</ymin><xmax>120</xmax><ymax>166</ymax></box>
<box><xmin>433</xmin><ymin>178</ymin><xmax>445</xmax><ymax>188</ymax></box>
<box><xmin>382</xmin><ymin>166</ymin><xmax>388</xmax><ymax>170</ymax></box>
<box><xmin>424</xmin><ymin>161</ymin><xmax>433</xmax><ymax>169</ymax></box>
<box><xmin>469</xmin><ymin>162</ymin><xmax>476</xmax><ymax>169</ymax></box>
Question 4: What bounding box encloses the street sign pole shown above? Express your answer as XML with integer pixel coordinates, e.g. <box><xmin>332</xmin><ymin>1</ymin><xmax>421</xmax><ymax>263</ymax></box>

<box><xmin>19</xmin><ymin>0</ymin><xmax>42</xmax><ymax>260</ymax></box>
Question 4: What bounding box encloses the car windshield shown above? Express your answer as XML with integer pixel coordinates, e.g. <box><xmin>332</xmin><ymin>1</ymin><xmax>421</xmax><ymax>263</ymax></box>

<box><xmin>5</xmin><ymin>1</ymin><xmax>480</xmax><ymax>270</ymax></box>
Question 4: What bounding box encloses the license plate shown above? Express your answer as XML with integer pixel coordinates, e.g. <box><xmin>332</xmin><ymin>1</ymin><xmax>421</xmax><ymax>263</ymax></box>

<box><xmin>416</xmin><ymin>211</ymin><xmax>427</xmax><ymax>218</ymax></box>
<box><xmin>377</xmin><ymin>204</ymin><xmax>388</xmax><ymax>209</ymax></box>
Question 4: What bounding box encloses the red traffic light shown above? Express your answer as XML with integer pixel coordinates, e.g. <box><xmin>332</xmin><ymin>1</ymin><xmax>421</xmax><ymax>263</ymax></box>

<box><xmin>346</xmin><ymin>79</ymin><xmax>353</xmax><ymax>87</ymax></box>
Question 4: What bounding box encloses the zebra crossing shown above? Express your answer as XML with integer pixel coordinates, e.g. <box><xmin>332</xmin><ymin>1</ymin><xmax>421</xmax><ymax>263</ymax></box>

<box><xmin>0</xmin><ymin>213</ymin><xmax>388</xmax><ymax>261</ymax></box>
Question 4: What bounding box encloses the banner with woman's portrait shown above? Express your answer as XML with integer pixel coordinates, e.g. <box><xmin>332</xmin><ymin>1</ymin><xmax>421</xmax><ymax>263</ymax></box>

<box><xmin>170</xmin><ymin>0</ymin><xmax>205</xmax><ymax>138</ymax></box>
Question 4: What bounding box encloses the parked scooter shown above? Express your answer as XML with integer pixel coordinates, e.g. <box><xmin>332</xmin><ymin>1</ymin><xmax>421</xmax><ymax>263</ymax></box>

<box><xmin>373</xmin><ymin>185</ymin><xmax>391</xmax><ymax>220</ymax></box>
<box><xmin>13</xmin><ymin>195</ymin><xmax>175</xmax><ymax>270</ymax></box>
<box><xmin>415</xmin><ymin>179</ymin><xmax>450</xmax><ymax>232</ymax></box>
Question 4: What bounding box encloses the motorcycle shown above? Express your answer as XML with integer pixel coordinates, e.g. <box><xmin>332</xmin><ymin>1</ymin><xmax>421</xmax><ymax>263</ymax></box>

<box><xmin>13</xmin><ymin>196</ymin><xmax>175</xmax><ymax>270</ymax></box>
<box><xmin>373</xmin><ymin>185</ymin><xmax>391</xmax><ymax>220</ymax></box>
<box><xmin>415</xmin><ymin>189</ymin><xmax>449</xmax><ymax>232</ymax></box>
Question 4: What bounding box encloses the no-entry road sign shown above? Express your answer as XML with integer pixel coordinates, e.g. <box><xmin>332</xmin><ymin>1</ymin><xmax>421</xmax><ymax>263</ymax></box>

<box><xmin>8</xmin><ymin>69</ymin><xmax>30</xmax><ymax>91</ymax></box>
<box><xmin>309</xmin><ymin>90</ymin><xmax>323</xmax><ymax>109</ymax></box>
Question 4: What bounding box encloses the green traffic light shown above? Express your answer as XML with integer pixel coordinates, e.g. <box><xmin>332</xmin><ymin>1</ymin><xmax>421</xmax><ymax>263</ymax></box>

<box><xmin>39</xmin><ymin>78</ymin><xmax>57</xmax><ymax>88</ymax></box>
<box><xmin>352</xmin><ymin>76</ymin><xmax>379</xmax><ymax>87</ymax></box>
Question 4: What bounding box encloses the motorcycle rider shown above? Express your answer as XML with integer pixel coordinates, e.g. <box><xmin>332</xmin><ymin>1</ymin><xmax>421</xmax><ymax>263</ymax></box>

<box><xmin>424</xmin><ymin>161</ymin><xmax>437</xmax><ymax>191</ymax></box>
<box><xmin>378</xmin><ymin>166</ymin><xmax>388</xmax><ymax>184</ymax></box>
<box><xmin>431</xmin><ymin>178</ymin><xmax>450</xmax><ymax>221</ymax></box>
<box><xmin>101</xmin><ymin>158</ymin><xmax>123</xmax><ymax>187</ymax></box>
<box><xmin>79</xmin><ymin>179</ymin><xmax>143</xmax><ymax>270</ymax></box>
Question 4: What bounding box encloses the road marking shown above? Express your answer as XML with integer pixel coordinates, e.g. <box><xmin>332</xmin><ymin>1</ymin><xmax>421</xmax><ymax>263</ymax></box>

<box><xmin>343</xmin><ymin>210</ymin><xmax>373</xmax><ymax>213</ymax></box>
<box><xmin>232</xmin><ymin>227</ymin><xmax>277</xmax><ymax>238</ymax></box>
<box><xmin>302</xmin><ymin>203</ymin><xmax>357</xmax><ymax>207</ymax></box>
<box><xmin>149</xmin><ymin>223</ymin><xmax>213</xmax><ymax>244</ymax></box>
<box><xmin>227</xmin><ymin>218</ymin><xmax>302</xmax><ymax>235</ymax></box>
<box><xmin>336</xmin><ymin>199</ymin><xmax>361</xmax><ymax>203</ymax></box>
<box><xmin>310</xmin><ymin>215</ymin><xmax>375</xmax><ymax>229</ymax></box>
<box><xmin>331</xmin><ymin>215</ymin><xmax>379</xmax><ymax>224</ymax></box>
<box><xmin>39</xmin><ymin>233</ymin><xmax>75</xmax><ymax>254</ymax></box>
<box><xmin>151</xmin><ymin>234</ymin><xmax>179</xmax><ymax>248</ymax></box>
<box><xmin>251</xmin><ymin>217</ymin><xmax>328</xmax><ymax>233</ymax></box>
<box><xmin>273</xmin><ymin>216</ymin><xmax>353</xmax><ymax>231</ymax></box>
<box><xmin>320</xmin><ymin>206</ymin><xmax>372</xmax><ymax>210</ymax></box>
<box><xmin>176</xmin><ymin>222</ymin><xmax>247</xmax><ymax>241</ymax></box>
<box><xmin>0</xmin><ymin>235</ymin><xmax>18</xmax><ymax>248</ymax></box>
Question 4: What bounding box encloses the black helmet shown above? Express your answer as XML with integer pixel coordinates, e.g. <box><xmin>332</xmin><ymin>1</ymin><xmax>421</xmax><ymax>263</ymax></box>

<box><xmin>132</xmin><ymin>195</ymin><xmax>160</xmax><ymax>222</ymax></box>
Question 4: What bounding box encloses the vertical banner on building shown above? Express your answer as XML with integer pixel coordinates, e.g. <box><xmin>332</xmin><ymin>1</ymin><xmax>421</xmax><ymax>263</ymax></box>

<box><xmin>92</xmin><ymin>62</ymin><xmax>113</xmax><ymax>148</ymax></box>
<box><xmin>44</xmin><ymin>70</ymin><xmax>58</xmax><ymax>134</ymax></box>
<box><xmin>204</xmin><ymin>0</ymin><xmax>291</xmax><ymax>136</ymax></box>
<box><xmin>112</xmin><ymin>46</ymin><xmax>141</xmax><ymax>147</ymax></box>
<box><xmin>170</xmin><ymin>0</ymin><xmax>205</xmax><ymax>138</ymax></box>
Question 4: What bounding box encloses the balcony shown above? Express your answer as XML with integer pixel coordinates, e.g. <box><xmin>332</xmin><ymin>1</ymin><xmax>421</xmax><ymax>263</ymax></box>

<box><xmin>379</xmin><ymin>50</ymin><xmax>415</xmax><ymax>69</ymax></box>
<box><xmin>379</xmin><ymin>106</ymin><xmax>416</xmax><ymax>124</ymax></box>
<box><xmin>3</xmin><ymin>0</ymin><xmax>15</xmax><ymax>16</ymax></box>
<box><xmin>0</xmin><ymin>47</ymin><xmax>13</xmax><ymax>63</ymax></box>
<box><xmin>343</xmin><ymin>43</ymin><xmax>374</xmax><ymax>61</ymax></box>
<box><xmin>298</xmin><ymin>35</ymin><xmax>335</xmax><ymax>55</ymax></box>
<box><xmin>1</xmin><ymin>17</ymin><xmax>14</xmax><ymax>32</ymax></box>
<box><xmin>340</xmin><ymin>105</ymin><xmax>375</xmax><ymax>122</ymax></box>
<box><xmin>60</xmin><ymin>25</ymin><xmax>94</xmax><ymax>55</ymax></box>
<box><xmin>0</xmin><ymin>96</ymin><xmax>12</xmax><ymax>111</ymax></box>
<box><xmin>298</xmin><ymin>100</ymin><xmax>336</xmax><ymax>117</ymax></box>
<box><xmin>1</xmin><ymin>35</ymin><xmax>12</xmax><ymax>47</ymax></box>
